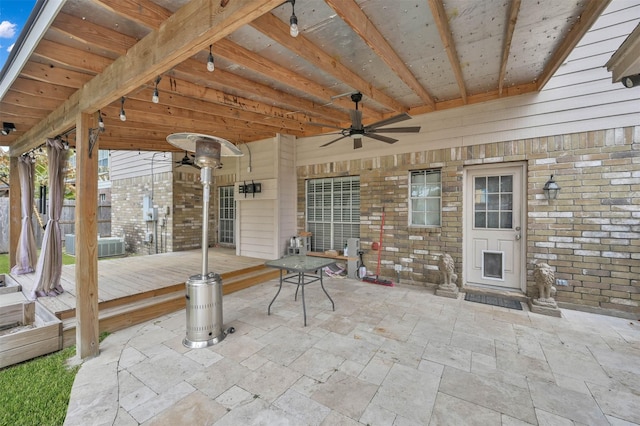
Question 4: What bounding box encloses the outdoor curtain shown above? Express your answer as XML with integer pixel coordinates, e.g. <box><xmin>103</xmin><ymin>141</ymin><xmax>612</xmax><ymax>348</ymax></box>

<box><xmin>32</xmin><ymin>138</ymin><xmax>68</xmax><ymax>298</ymax></box>
<box><xmin>10</xmin><ymin>155</ymin><xmax>37</xmax><ymax>275</ymax></box>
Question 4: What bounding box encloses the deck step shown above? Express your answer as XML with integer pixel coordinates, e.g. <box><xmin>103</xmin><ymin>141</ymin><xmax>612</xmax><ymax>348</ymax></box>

<box><xmin>61</xmin><ymin>265</ymin><xmax>279</xmax><ymax>347</ymax></box>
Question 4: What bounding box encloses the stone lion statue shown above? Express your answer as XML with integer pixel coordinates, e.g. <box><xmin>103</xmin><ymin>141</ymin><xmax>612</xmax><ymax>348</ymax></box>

<box><xmin>532</xmin><ymin>262</ymin><xmax>557</xmax><ymax>307</ymax></box>
<box><xmin>438</xmin><ymin>253</ymin><xmax>457</xmax><ymax>289</ymax></box>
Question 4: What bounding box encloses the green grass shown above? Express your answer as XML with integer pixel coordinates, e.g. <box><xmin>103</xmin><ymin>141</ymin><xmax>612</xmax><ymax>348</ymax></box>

<box><xmin>0</xmin><ymin>332</ymin><xmax>110</xmax><ymax>426</ymax></box>
<box><xmin>0</xmin><ymin>252</ymin><xmax>76</xmax><ymax>275</ymax></box>
<box><xmin>0</xmin><ymin>347</ymin><xmax>80</xmax><ymax>426</ymax></box>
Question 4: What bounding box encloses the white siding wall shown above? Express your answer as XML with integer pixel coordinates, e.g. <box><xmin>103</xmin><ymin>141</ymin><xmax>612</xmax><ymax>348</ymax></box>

<box><xmin>296</xmin><ymin>1</ymin><xmax>640</xmax><ymax>166</ymax></box>
<box><xmin>110</xmin><ymin>151</ymin><xmax>173</xmax><ymax>180</ymax></box>
<box><xmin>277</xmin><ymin>134</ymin><xmax>297</xmax><ymax>256</ymax></box>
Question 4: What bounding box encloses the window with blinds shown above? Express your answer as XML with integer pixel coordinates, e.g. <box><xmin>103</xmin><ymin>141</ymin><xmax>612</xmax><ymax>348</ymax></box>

<box><xmin>306</xmin><ymin>176</ymin><xmax>360</xmax><ymax>252</ymax></box>
<box><xmin>219</xmin><ymin>186</ymin><xmax>235</xmax><ymax>245</ymax></box>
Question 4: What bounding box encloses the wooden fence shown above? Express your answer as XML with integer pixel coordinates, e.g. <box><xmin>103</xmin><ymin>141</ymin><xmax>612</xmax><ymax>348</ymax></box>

<box><xmin>0</xmin><ymin>198</ymin><xmax>111</xmax><ymax>253</ymax></box>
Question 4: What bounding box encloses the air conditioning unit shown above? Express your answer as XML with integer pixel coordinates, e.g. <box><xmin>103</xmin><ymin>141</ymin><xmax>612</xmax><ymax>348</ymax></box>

<box><xmin>64</xmin><ymin>235</ymin><xmax>125</xmax><ymax>258</ymax></box>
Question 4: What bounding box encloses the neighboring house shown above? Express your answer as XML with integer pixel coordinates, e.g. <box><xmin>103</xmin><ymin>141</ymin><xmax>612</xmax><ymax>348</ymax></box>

<box><xmin>108</xmin><ymin>1</ymin><xmax>639</xmax><ymax>319</ymax></box>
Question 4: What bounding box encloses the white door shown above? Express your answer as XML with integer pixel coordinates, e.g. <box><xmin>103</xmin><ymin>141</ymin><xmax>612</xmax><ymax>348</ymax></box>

<box><xmin>464</xmin><ymin>163</ymin><xmax>526</xmax><ymax>291</ymax></box>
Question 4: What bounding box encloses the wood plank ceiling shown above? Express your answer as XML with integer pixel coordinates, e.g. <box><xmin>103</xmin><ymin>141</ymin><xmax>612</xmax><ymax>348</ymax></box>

<box><xmin>0</xmin><ymin>0</ymin><xmax>610</xmax><ymax>155</ymax></box>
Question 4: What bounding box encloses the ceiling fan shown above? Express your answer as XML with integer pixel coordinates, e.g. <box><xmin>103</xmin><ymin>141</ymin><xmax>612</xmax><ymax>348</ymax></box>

<box><xmin>319</xmin><ymin>92</ymin><xmax>421</xmax><ymax>149</ymax></box>
<box><xmin>175</xmin><ymin>151</ymin><xmax>200</xmax><ymax>169</ymax></box>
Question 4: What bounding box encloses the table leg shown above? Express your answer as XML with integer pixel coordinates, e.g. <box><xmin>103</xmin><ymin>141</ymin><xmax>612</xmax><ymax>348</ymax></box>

<box><xmin>320</xmin><ymin>272</ymin><xmax>335</xmax><ymax>311</ymax></box>
<box><xmin>268</xmin><ymin>269</ymin><xmax>284</xmax><ymax>315</ymax></box>
<box><xmin>300</xmin><ymin>272</ymin><xmax>307</xmax><ymax>326</ymax></box>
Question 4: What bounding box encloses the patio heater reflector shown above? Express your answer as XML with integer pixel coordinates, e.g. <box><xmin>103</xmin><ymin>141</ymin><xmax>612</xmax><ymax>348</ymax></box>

<box><xmin>166</xmin><ymin>133</ymin><xmax>243</xmax><ymax>348</ymax></box>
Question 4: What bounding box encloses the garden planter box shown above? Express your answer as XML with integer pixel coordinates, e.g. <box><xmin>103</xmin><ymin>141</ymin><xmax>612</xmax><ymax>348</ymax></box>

<box><xmin>0</xmin><ymin>282</ymin><xmax>62</xmax><ymax>369</ymax></box>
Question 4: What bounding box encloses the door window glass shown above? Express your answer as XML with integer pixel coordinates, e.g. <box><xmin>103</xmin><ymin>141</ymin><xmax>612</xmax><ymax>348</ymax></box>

<box><xmin>474</xmin><ymin>175</ymin><xmax>513</xmax><ymax>229</ymax></box>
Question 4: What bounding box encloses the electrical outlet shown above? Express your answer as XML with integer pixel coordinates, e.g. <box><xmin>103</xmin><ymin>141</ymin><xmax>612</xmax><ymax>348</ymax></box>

<box><xmin>556</xmin><ymin>279</ymin><xmax>568</xmax><ymax>286</ymax></box>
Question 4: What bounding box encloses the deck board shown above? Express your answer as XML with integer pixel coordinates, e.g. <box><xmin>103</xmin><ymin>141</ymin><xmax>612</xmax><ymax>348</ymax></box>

<box><xmin>10</xmin><ymin>248</ymin><xmax>267</xmax><ymax>318</ymax></box>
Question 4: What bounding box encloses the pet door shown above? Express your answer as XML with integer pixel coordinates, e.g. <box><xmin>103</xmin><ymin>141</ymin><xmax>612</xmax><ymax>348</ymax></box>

<box><xmin>482</xmin><ymin>250</ymin><xmax>504</xmax><ymax>281</ymax></box>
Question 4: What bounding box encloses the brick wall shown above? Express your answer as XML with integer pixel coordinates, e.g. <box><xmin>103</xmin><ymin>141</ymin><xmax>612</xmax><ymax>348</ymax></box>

<box><xmin>297</xmin><ymin>126</ymin><xmax>639</xmax><ymax>318</ymax></box>
<box><xmin>111</xmin><ymin>172</ymin><xmax>172</xmax><ymax>255</ymax></box>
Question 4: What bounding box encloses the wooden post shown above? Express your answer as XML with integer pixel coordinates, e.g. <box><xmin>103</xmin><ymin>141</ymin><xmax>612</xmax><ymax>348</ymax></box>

<box><xmin>75</xmin><ymin>112</ymin><xmax>99</xmax><ymax>359</ymax></box>
<box><xmin>8</xmin><ymin>156</ymin><xmax>21</xmax><ymax>269</ymax></box>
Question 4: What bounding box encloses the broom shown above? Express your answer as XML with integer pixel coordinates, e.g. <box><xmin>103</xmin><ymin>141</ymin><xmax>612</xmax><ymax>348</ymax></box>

<box><xmin>362</xmin><ymin>207</ymin><xmax>394</xmax><ymax>286</ymax></box>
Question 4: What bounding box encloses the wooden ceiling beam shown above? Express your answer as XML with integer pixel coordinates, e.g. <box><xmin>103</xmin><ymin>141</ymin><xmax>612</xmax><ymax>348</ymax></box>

<box><xmin>0</xmin><ymin>102</ymin><xmax>51</xmax><ymax>119</ymax></box>
<box><xmin>19</xmin><ymin>61</ymin><xmax>93</xmax><ymax>89</ymax></box>
<box><xmin>325</xmin><ymin>0</ymin><xmax>435</xmax><ymax>109</ymax></box>
<box><xmin>428</xmin><ymin>0</ymin><xmax>467</xmax><ymax>104</ymax></box>
<box><xmin>8</xmin><ymin>78</ymin><xmax>76</xmax><ymax>100</ymax></box>
<box><xmin>172</xmin><ymin>60</ymin><xmax>348</xmax><ymax>123</ymax></box>
<box><xmin>536</xmin><ymin>0</ymin><xmax>612</xmax><ymax>90</ymax></box>
<box><xmin>34</xmin><ymin>39</ymin><xmax>112</xmax><ymax>74</ymax></box>
<box><xmin>90</xmin><ymin>0</ymin><xmax>170</xmax><ymax>29</ymax></box>
<box><xmin>2</xmin><ymin>89</ymin><xmax>64</xmax><ymax>111</ymax></box>
<box><xmin>214</xmin><ymin>38</ymin><xmax>376</xmax><ymax>119</ymax></box>
<box><xmin>50</xmin><ymin>12</ymin><xmax>135</xmax><ymax>56</ymax></box>
<box><xmin>251</xmin><ymin>13</ymin><xmax>405</xmax><ymax>113</ymax></box>
<box><xmin>101</xmin><ymin>97</ymin><xmax>308</xmax><ymax>136</ymax></box>
<box><xmin>12</xmin><ymin>0</ymin><xmax>283</xmax><ymax>155</ymax></box>
<box><xmin>498</xmin><ymin>0</ymin><xmax>521</xmax><ymax>96</ymax></box>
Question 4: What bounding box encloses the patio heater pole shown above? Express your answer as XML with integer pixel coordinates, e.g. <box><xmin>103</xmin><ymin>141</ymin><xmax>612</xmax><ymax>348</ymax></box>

<box><xmin>166</xmin><ymin>133</ymin><xmax>243</xmax><ymax>349</ymax></box>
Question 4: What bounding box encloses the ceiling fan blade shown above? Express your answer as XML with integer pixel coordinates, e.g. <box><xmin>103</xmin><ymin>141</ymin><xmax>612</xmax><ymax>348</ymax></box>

<box><xmin>366</xmin><ymin>113</ymin><xmax>411</xmax><ymax>130</ymax></box>
<box><xmin>320</xmin><ymin>135</ymin><xmax>348</xmax><ymax>147</ymax></box>
<box><xmin>365</xmin><ymin>133</ymin><xmax>398</xmax><ymax>144</ymax></box>
<box><xmin>353</xmin><ymin>138</ymin><xmax>363</xmax><ymax>149</ymax></box>
<box><xmin>368</xmin><ymin>126</ymin><xmax>421</xmax><ymax>133</ymax></box>
<box><xmin>350</xmin><ymin>109</ymin><xmax>362</xmax><ymax>129</ymax></box>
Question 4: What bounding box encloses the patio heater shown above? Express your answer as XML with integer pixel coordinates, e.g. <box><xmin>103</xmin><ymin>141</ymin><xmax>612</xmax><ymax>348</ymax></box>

<box><xmin>166</xmin><ymin>133</ymin><xmax>243</xmax><ymax>348</ymax></box>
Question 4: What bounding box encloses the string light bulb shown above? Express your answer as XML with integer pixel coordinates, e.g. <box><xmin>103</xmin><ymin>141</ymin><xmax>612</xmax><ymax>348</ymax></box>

<box><xmin>289</xmin><ymin>0</ymin><xmax>299</xmax><ymax>37</ymax></box>
<box><xmin>119</xmin><ymin>97</ymin><xmax>126</xmax><ymax>122</ymax></box>
<box><xmin>98</xmin><ymin>110</ymin><xmax>105</xmax><ymax>129</ymax></box>
<box><xmin>207</xmin><ymin>45</ymin><xmax>215</xmax><ymax>72</ymax></box>
<box><xmin>152</xmin><ymin>76</ymin><xmax>161</xmax><ymax>103</ymax></box>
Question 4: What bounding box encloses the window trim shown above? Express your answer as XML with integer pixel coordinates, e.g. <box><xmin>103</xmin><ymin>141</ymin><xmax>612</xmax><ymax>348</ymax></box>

<box><xmin>409</xmin><ymin>168</ymin><xmax>442</xmax><ymax>228</ymax></box>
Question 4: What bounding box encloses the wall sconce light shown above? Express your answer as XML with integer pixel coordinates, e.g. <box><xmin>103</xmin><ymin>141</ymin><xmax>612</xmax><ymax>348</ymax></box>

<box><xmin>288</xmin><ymin>0</ymin><xmax>299</xmax><ymax>37</ymax></box>
<box><xmin>1</xmin><ymin>122</ymin><xmax>16</xmax><ymax>135</ymax></box>
<box><xmin>543</xmin><ymin>174</ymin><xmax>561</xmax><ymax>200</ymax></box>
<box><xmin>119</xmin><ymin>97</ymin><xmax>127</xmax><ymax>122</ymax></box>
<box><xmin>207</xmin><ymin>45</ymin><xmax>215</xmax><ymax>72</ymax></box>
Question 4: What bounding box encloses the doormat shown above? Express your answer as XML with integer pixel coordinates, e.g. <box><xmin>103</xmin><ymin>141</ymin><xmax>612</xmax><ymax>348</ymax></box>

<box><xmin>464</xmin><ymin>293</ymin><xmax>522</xmax><ymax>310</ymax></box>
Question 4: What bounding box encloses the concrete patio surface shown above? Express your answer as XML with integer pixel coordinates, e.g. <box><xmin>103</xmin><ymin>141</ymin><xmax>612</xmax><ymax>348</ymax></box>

<box><xmin>63</xmin><ymin>276</ymin><xmax>640</xmax><ymax>425</ymax></box>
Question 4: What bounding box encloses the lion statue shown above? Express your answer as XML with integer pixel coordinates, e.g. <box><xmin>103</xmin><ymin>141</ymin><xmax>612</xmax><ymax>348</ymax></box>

<box><xmin>532</xmin><ymin>262</ymin><xmax>557</xmax><ymax>307</ymax></box>
<box><xmin>438</xmin><ymin>253</ymin><xmax>457</xmax><ymax>289</ymax></box>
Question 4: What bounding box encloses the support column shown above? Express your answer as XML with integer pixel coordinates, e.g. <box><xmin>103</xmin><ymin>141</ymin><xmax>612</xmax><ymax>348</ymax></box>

<box><xmin>8</xmin><ymin>156</ymin><xmax>21</xmax><ymax>269</ymax></box>
<box><xmin>75</xmin><ymin>112</ymin><xmax>99</xmax><ymax>359</ymax></box>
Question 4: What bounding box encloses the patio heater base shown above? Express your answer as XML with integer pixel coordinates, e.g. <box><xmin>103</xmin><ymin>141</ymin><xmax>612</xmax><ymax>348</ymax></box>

<box><xmin>183</xmin><ymin>273</ymin><xmax>235</xmax><ymax>349</ymax></box>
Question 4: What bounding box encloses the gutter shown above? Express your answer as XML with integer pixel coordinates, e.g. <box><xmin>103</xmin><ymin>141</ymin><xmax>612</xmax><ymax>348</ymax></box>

<box><xmin>0</xmin><ymin>0</ymin><xmax>66</xmax><ymax>100</ymax></box>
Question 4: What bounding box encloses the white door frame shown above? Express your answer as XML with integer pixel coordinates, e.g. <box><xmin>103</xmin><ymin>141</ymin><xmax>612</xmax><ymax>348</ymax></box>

<box><xmin>462</xmin><ymin>162</ymin><xmax>527</xmax><ymax>292</ymax></box>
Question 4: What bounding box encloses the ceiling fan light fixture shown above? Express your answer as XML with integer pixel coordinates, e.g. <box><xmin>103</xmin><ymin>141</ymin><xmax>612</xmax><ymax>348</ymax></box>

<box><xmin>207</xmin><ymin>45</ymin><xmax>215</xmax><ymax>72</ymax></box>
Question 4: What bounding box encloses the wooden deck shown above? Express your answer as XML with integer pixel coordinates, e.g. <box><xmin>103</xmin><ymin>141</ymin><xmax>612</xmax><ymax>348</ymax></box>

<box><xmin>8</xmin><ymin>248</ymin><xmax>279</xmax><ymax>348</ymax></box>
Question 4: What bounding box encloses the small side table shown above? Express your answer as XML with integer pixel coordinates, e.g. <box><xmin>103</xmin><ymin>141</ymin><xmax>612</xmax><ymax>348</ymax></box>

<box><xmin>265</xmin><ymin>255</ymin><xmax>336</xmax><ymax>326</ymax></box>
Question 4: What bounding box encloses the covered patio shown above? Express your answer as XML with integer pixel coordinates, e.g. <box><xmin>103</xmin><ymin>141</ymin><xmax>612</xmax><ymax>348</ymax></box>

<box><xmin>63</xmin><ymin>275</ymin><xmax>640</xmax><ymax>425</ymax></box>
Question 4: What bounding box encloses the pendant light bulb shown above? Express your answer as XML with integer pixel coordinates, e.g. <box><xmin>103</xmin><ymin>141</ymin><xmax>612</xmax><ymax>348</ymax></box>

<box><xmin>152</xmin><ymin>87</ymin><xmax>159</xmax><ymax>103</ymax></box>
<box><xmin>119</xmin><ymin>97</ymin><xmax>126</xmax><ymax>122</ymax></box>
<box><xmin>289</xmin><ymin>14</ymin><xmax>299</xmax><ymax>37</ymax></box>
<box><xmin>288</xmin><ymin>0</ymin><xmax>299</xmax><ymax>37</ymax></box>
<box><xmin>207</xmin><ymin>45</ymin><xmax>215</xmax><ymax>72</ymax></box>
<box><xmin>98</xmin><ymin>110</ymin><xmax>104</xmax><ymax>129</ymax></box>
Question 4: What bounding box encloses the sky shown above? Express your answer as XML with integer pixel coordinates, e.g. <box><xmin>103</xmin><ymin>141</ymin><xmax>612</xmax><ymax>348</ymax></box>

<box><xmin>0</xmin><ymin>0</ymin><xmax>37</xmax><ymax>70</ymax></box>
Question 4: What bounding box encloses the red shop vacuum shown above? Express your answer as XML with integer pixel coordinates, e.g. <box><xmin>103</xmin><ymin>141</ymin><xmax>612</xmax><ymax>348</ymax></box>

<box><xmin>362</xmin><ymin>208</ymin><xmax>394</xmax><ymax>286</ymax></box>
